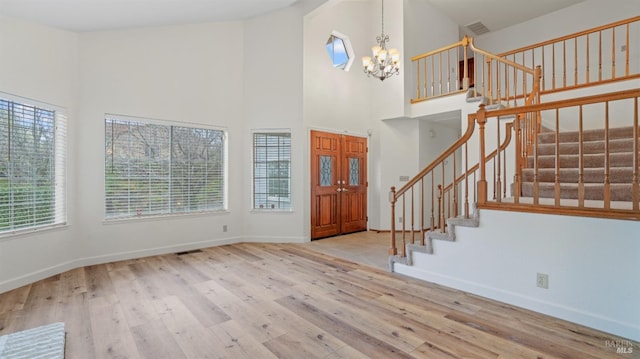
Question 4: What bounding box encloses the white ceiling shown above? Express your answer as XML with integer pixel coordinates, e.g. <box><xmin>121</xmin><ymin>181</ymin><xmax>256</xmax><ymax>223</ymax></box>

<box><xmin>0</xmin><ymin>0</ymin><xmax>586</xmax><ymax>33</ymax></box>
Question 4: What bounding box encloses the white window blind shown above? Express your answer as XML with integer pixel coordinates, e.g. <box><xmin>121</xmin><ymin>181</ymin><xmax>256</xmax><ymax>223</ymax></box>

<box><xmin>253</xmin><ymin>132</ymin><xmax>291</xmax><ymax>210</ymax></box>
<box><xmin>105</xmin><ymin>117</ymin><xmax>225</xmax><ymax>219</ymax></box>
<box><xmin>0</xmin><ymin>95</ymin><xmax>67</xmax><ymax>234</ymax></box>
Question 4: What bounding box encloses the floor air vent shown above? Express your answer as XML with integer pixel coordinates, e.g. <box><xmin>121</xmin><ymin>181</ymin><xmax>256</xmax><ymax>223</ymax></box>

<box><xmin>175</xmin><ymin>249</ymin><xmax>203</xmax><ymax>256</ymax></box>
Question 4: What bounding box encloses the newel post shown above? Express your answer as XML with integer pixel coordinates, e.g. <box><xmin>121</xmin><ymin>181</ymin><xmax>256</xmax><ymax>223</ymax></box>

<box><xmin>462</xmin><ymin>35</ymin><xmax>470</xmax><ymax>90</ymax></box>
<box><xmin>389</xmin><ymin>186</ymin><xmax>398</xmax><ymax>255</ymax></box>
<box><xmin>477</xmin><ymin>104</ymin><xmax>488</xmax><ymax>204</ymax></box>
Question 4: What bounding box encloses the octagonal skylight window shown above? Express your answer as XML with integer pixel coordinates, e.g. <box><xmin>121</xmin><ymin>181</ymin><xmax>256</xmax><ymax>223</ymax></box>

<box><xmin>325</xmin><ymin>31</ymin><xmax>354</xmax><ymax>71</ymax></box>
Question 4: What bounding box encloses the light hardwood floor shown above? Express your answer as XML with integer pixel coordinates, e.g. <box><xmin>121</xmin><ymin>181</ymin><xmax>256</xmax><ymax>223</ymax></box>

<box><xmin>0</xmin><ymin>236</ymin><xmax>637</xmax><ymax>358</ymax></box>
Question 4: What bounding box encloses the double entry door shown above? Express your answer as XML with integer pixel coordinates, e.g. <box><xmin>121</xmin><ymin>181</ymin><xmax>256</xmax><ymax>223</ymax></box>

<box><xmin>310</xmin><ymin>130</ymin><xmax>367</xmax><ymax>240</ymax></box>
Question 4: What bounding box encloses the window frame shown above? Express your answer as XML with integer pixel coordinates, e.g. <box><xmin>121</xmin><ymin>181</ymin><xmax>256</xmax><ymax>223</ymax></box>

<box><xmin>104</xmin><ymin>114</ymin><xmax>228</xmax><ymax>220</ymax></box>
<box><xmin>251</xmin><ymin>130</ymin><xmax>292</xmax><ymax>212</ymax></box>
<box><xmin>325</xmin><ymin>30</ymin><xmax>355</xmax><ymax>71</ymax></box>
<box><xmin>0</xmin><ymin>92</ymin><xmax>67</xmax><ymax>238</ymax></box>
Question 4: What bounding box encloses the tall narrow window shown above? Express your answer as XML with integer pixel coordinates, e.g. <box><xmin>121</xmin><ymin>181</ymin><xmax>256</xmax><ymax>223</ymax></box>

<box><xmin>105</xmin><ymin>116</ymin><xmax>225</xmax><ymax>219</ymax></box>
<box><xmin>0</xmin><ymin>95</ymin><xmax>66</xmax><ymax>234</ymax></box>
<box><xmin>253</xmin><ymin>132</ymin><xmax>291</xmax><ymax>210</ymax></box>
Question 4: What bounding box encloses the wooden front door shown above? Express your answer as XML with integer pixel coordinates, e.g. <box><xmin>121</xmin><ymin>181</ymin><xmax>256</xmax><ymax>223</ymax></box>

<box><xmin>310</xmin><ymin>130</ymin><xmax>367</xmax><ymax>240</ymax></box>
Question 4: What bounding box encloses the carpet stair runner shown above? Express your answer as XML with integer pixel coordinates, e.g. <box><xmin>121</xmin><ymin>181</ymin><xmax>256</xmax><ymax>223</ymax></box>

<box><xmin>520</xmin><ymin>126</ymin><xmax>638</xmax><ymax>201</ymax></box>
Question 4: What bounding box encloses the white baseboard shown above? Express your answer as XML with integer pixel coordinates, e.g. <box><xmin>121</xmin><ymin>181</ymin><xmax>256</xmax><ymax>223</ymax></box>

<box><xmin>242</xmin><ymin>235</ymin><xmax>308</xmax><ymax>244</ymax></box>
<box><xmin>0</xmin><ymin>236</ymin><xmax>241</xmax><ymax>294</ymax></box>
<box><xmin>394</xmin><ymin>263</ymin><xmax>640</xmax><ymax>342</ymax></box>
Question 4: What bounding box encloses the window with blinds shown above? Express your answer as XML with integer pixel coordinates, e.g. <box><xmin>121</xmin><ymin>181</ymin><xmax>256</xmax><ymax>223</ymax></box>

<box><xmin>105</xmin><ymin>116</ymin><xmax>225</xmax><ymax>219</ymax></box>
<box><xmin>253</xmin><ymin>132</ymin><xmax>291</xmax><ymax>210</ymax></box>
<box><xmin>0</xmin><ymin>96</ymin><xmax>67</xmax><ymax>234</ymax></box>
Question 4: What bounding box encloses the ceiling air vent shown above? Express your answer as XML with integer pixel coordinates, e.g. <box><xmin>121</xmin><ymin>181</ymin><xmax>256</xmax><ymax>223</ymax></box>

<box><xmin>465</xmin><ymin>21</ymin><xmax>490</xmax><ymax>35</ymax></box>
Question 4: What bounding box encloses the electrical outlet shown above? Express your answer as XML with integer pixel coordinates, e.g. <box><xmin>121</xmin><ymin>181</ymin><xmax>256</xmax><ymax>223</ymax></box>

<box><xmin>223</xmin><ymin>225</ymin><xmax>228</xmax><ymax>232</ymax></box>
<box><xmin>621</xmin><ymin>45</ymin><xmax>627</xmax><ymax>52</ymax></box>
<box><xmin>536</xmin><ymin>273</ymin><xmax>549</xmax><ymax>289</ymax></box>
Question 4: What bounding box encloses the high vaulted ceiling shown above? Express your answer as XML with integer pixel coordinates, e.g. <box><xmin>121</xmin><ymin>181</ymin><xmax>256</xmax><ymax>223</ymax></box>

<box><xmin>0</xmin><ymin>0</ymin><xmax>585</xmax><ymax>33</ymax></box>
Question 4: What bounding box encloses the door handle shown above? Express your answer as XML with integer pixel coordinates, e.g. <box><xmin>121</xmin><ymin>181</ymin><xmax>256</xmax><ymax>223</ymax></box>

<box><xmin>337</xmin><ymin>188</ymin><xmax>342</xmax><ymax>192</ymax></box>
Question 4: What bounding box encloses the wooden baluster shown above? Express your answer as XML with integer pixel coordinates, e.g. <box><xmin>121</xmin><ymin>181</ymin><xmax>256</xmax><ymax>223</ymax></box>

<box><xmin>431</xmin><ymin>56</ymin><xmax>435</xmax><ymax>97</ymax></box>
<box><xmin>604</xmin><ymin>101</ymin><xmax>611</xmax><ymax>209</ymax></box>
<box><xmin>410</xmin><ymin>187</ymin><xmax>415</xmax><ymax>244</ymax></box>
<box><xmin>554</xmin><ymin>109</ymin><xmax>560</xmax><ymax>206</ymax></box>
<box><xmin>416</xmin><ymin>59</ymin><xmax>421</xmax><ymax>100</ymax></box>
<box><xmin>441</xmin><ymin>160</ymin><xmax>445</xmax><ymax>231</ymax></box>
<box><xmin>389</xmin><ymin>186</ymin><xmax>397</xmax><ymax>255</ymax></box>
<box><xmin>477</xmin><ymin>105</ymin><xmax>488</xmax><ymax>204</ymax></box>
<box><xmin>504</xmin><ymin>60</ymin><xmax>509</xmax><ymax>106</ymax></box>
<box><xmin>514</xmin><ymin>114</ymin><xmax>521</xmax><ymax>203</ymax></box>
<box><xmin>437</xmin><ymin>184</ymin><xmax>442</xmax><ymax>231</ymax></box>
<box><xmin>633</xmin><ymin>97</ymin><xmax>639</xmax><ymax>211</ymax></box>
<box><xmin>439</xmin><ymin>52</ymin><xmax>443</xmax><ymax>95</ymax></box>
<box><xmin>423</xmin><ymin>57</ymin><xmax>427</xmax><ymax>98</ymax></box>
<box><xmin>563</xmin><ymin>40</ymin><xmax>567</xmax><ymax>88</ymax></box>
<box><xmin>496</xmin><ymin>117</ymin><xmax>502</xmax><ymax>202</ymax></box>
<box><xmin>574</xmin><ymin>37</ymin><xmax>578</xmax><ymax>86</ymax></box>
<box><xmin>486</xmin><ymin>58</ymin><xmax>493</xmax><ymax>105</ymax></box>
<box><xmin>611</xmin><ymin>27</ymin><xmax>616</xmax><ymax>79</ymax></box>
<box><xmin>534</xmin><ymin>111</ymin><xmax>540</xmax><ymax>205</ymax></box>
<box><xmin>497</xmin><ymin>61</ymin><xmax>502</xmax><ymax>103</ymax></box>
<box><xmin>586</xmin><ymin>34</ymin><xmax>591</xmax><ymax>83</ymax></box>
<box><xmin>625</xmin><ymin>23</ymin><xmax>630</xmax><ymax>76</ymax></box>
<box><xmin>401</xmin><ymin>195</ymin><xmax>406</xmax><ymax>257</ymax></box>
<box><xmin>464</xmin><ymin>142</ymin><xmax>470</xmax><ymax>218</ymax></box>
<box><xmin>552</xmin><ymin>43</ymin><xmax>556</xmax><ymax>90</ymax></box>
<box><xmin>453</xmin><ymin>151</ymin><xmax>458</xmax><ymax>217</ymax></box>
<box><xmin>420</xmin><ymin>177</ymin><xmax>425</xmax><ymax>246</ymax></box>
<box><xmin>578</xmin><ymin>105</ymin><xmax>585</xmax><ymax>207</ymax></box>
<box><xmin>431</xmin><ymin>171</ymin><xmax>435</xmax><ymax>230</ymax></box>
<box><xmin>598</xmin><ymin>30</ymin><xmax>603</xmax><ymax>82</ymax></box>
<box><xmin>542</xmin><ymin>45</ymin><xmax>547</xmax><ymax>91</ymax></box>
<box><xmin>447</xmin><ymin>49</ymin><xmax>451</xmax><ymax>93</ymax></box>
<box><xmin>503</xmin><ymin>126</ymin><xmax>508</xmax><ymax>198</ymax></box>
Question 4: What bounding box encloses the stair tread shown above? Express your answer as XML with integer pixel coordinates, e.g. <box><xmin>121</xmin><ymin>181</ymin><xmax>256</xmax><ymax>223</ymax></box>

<box><xmin>521</xmin><ymin>167</ymin><xmax>635</xmax><ymax>183</ymax></box>
<box><xmin>537</xmin><ymin>126</ymin><xmax>638</xmax><ymax>144</ymax></box>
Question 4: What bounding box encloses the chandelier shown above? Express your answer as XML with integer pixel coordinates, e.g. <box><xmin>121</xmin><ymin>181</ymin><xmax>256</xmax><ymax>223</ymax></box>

<box><xmin>362</xmin><ymin>0</ymin><xmax>400</xmax><ymax>81</ymax></box>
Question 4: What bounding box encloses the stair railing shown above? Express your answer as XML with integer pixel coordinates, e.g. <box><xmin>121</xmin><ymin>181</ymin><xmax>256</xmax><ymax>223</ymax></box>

<box><xmin>498</xmin><ymin>16</ymin><xmax>640</xmax><ymax>94</ymax></box>
<box><xmin>476</xmin><ymin>88</ymin><xmax>640</xmax><ymax>221</ymax></box>
<box><xmin>393</xmin><ymin>40</ymin><xmax>540</xmax><ymax>257</ymax></box>
<box><xmin>411</xmin><ymin>36</ymin><xmax>539</xmax><ymax>108</ymax></box>
<box><xmin>410</xmin><ymin>36</ymin><xmax>472</xmax><ymax>103</ymax></box>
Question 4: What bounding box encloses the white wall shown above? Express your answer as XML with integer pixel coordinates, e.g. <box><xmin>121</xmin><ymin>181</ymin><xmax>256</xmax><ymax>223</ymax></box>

<box><xmin>0</xmin><ymin>16</ymin><xmax>80</xmax><ymax>292</ymax></box>
<box><xmin>403</xmin><ymin>0</ymin><xmax>459</xmax><ymax>114</ymax></box>
<box><xmin>395</xmin><ymin>210</ymin><xmax>640</xmax><ymax>341</ymax></box>
<box><xmin>243</xmin><ymin>5</ymin><xmax>307</xmax><ymax>242</ymax></box>
<box><xmin>76</xmin><ymin>23</ymin><xmax>245</xmax><ymax>262</ymax></box>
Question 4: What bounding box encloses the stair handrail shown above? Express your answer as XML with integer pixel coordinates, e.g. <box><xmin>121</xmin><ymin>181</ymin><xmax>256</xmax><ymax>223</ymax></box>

<box><xmin>497</xmin><ymin>16</ymin><xmax>640</xmax><ymax>94</ymax></box>
<box><xmin>410</xmin><ymin>35</ymin><xmax>540</xmax><ymax>108</ymax></box>
<box><xmin>476</xmin><ymin>88</ymin><xmax>640</xmax><ymax>216</ymax></box>
<box><xmin>410</xmin><ymin>36</ymin><xmax>472</xmax><ymax>103</ymax></box>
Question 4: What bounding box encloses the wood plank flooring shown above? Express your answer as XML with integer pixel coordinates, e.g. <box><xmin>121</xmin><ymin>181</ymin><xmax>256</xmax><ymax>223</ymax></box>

<box><xmin>0</xmin><ymin>241</ymin><xmax>637</xmax><ymax>358</ymax></box>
